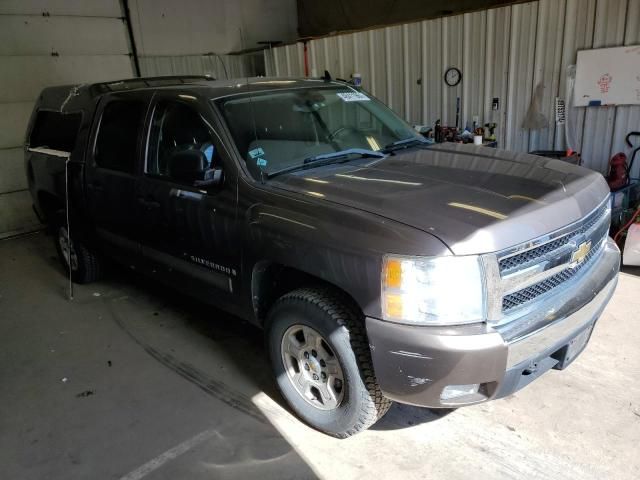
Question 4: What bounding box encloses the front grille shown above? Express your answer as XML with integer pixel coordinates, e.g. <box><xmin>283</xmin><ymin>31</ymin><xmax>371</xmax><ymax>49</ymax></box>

<box><xmin>502</xmin><ymin>241</ymin><xmax>602</xmax><ymax>312</ymax></box>
<box><xmin>499</xmin><ymin>236</ymin><xmax>572</xmax><ymax>271</ymax></box>
<box><xmin>499</xmin><ymin>203</ymin><xmax>608</xmax><ymax>273</ymax></box>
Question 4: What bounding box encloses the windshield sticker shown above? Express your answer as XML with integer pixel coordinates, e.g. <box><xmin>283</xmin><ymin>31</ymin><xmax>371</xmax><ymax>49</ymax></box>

<box><xmin>336</xmin><ymin>91</ymin><xmax>370</xmax><ymax>102</ymax></box>
<box><xmin>256</xmin><ymin>158</ymin><xmax>268</xmax><ymax>167</ymax></box>
<box><xmin>249</xmin><ymin>147</ymin><xmax>265</xmax><ymax>159</ymax></box>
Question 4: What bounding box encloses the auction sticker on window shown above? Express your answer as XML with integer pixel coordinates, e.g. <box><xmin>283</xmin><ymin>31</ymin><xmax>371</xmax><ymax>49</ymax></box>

<box><xmin>336</xmin><ymin>91</ymin><xmax>370</xmax><ymax>102</ymax></box>
<box><xmin>249</xmin><ymin>147</ymin><xmax>265</xmax><ymax>159</ymax></box>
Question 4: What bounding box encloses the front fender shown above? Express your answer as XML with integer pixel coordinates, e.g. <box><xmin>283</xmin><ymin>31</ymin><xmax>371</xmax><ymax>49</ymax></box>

<box><xmin>242</xmin><ymin>190</ymin><xmax>450</xmax><ymax>318</ymax></box>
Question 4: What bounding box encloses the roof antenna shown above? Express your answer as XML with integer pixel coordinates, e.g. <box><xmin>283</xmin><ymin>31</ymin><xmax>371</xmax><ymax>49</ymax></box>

<box><xmin>322</xmin><ymin>70</ymin><xmax>332</xmax><ymax>82</ymax></box>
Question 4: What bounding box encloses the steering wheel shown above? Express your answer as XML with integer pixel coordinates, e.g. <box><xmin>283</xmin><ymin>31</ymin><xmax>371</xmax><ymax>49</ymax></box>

<box><xmin>328</xmin><ymin>125</ymin><xmax>361</xmax><ymax>142</ymax></box>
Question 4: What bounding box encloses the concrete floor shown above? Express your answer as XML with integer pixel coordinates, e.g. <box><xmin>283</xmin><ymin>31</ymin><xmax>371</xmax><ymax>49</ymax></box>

<box><xmin>1</xmin><ymin>232</ymin><xmax>639</xmax><ymax>480</ymax></box>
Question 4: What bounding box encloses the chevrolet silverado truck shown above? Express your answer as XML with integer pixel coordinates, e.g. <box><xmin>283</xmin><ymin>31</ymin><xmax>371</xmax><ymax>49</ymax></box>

<box><xmin>25</xmin><ymin>76</ymin><xmax>620</xmax><ymax>437</ymax></box>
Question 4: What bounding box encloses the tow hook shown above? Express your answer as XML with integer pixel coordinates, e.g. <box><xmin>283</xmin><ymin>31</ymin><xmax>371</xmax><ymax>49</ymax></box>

<box><xmin>523</xmin><ymin>362</ymin><xmax>538</xmax><ymax>376</ymax></box>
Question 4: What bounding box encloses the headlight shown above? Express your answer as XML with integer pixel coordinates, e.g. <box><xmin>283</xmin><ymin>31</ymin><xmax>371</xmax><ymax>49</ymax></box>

<box><xmin>381</xmin><ymin>254</ymin><xmax>485</xmax><ymax>325</ymax></box>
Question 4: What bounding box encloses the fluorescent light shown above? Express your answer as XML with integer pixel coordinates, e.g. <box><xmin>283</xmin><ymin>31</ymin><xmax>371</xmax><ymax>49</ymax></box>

<box><xmin>366</xmin><ymin>136</ymin><xmax>381</xmax><ymax>151</ymax></box>
<box><xmin>507</xmin><ymin>194</ymin><xmax>546</xmax><ymax>204</ymax></box>
<box><xmin>448</xmin><ymin>202</ymin><xmax>508</xmax><ymax>220</ymax></box>
<box><xmin>335</xmin><ymin>174</ymin><xmax>422</xmax><ymax>186</ymax></box>
<box><xmin>304</xmin><ymin>178</ymin><xmax>329</xmax><ymax>184</ymax></box>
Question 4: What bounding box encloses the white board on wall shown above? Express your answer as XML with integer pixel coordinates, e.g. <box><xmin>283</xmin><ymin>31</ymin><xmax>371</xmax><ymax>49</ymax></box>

<box><xmin>574</xmin><ymin>45</ymin><xmax>640</xmax><ymax>107</ymax></box>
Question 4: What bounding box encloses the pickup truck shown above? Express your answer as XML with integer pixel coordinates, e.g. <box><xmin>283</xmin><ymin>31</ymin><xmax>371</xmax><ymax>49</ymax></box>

<box><xmin>25</xmin><ymin>76</ymin><xmax>620</xmax><ymax>438</ymax></box>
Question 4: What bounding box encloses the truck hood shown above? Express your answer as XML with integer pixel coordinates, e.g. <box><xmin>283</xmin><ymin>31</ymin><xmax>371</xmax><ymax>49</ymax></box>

<box><xmin>269</xmin><ymin>144</ymin><xmax>610</xmax><ymax>255</ymax></box>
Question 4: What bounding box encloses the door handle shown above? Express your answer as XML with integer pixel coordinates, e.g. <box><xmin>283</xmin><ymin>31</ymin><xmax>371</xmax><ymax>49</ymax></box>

<box><xmin>169</xmin><ymin>188</ymin><xmax>203</xmax><ymax>201</ymax></box>
<box><xmin>88</xmin><ymin>182</ymin><xmax>104</xmax><ymax>192</ymax></box>
<box><xmin>137</xmin><ymin>197</ymin><xmax>160</xmax><ymax>209</ymax></box>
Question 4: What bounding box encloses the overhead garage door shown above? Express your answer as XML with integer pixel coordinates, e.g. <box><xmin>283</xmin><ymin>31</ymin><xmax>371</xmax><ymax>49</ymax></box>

<box><xmin>0</xmin><ymin>0</ymin><xmax>134</xmax><ymax>238</ymax></box>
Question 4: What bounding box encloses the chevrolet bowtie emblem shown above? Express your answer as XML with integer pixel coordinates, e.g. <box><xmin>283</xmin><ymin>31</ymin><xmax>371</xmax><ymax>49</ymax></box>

<box><xmin>571</xmin><ymin>240</ymin><xmax>592</xmax><ymax>264</ymax></box>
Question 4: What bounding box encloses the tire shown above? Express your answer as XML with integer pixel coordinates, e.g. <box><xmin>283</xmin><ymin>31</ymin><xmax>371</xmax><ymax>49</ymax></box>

<box><xmin>266</xmin><ymin>287</ymin><xmax>392</xmax><ymax>438</ymax></box>
<box><xmin>53</xmin><ymin>211</ymin><xmax>102</xmax><ymax>284</ymax></box>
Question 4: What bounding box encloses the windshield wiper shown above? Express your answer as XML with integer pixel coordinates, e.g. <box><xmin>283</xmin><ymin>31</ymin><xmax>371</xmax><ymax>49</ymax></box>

<box><xmin>266</xmin><ymin>148</ymin><xmax>386</xmax><ymax>179</ymax></box>
<box><xmin>303</xmin><ymin>148</ymin><xmax>386</xmax><ymax>164</ymax></box>
<box><xmin>382</xmin><ymin>137</ymin><xmax>429</xmax><ymax>153</ymax></box>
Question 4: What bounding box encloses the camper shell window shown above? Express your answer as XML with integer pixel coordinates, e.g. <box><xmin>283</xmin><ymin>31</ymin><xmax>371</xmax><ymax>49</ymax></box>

<box><xmin>29</xmin><ymin>111</ymin><xmax>82</xmax><ymax>153</ymax></box>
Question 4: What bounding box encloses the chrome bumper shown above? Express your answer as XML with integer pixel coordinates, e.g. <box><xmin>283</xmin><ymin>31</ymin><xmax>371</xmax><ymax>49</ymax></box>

<box><xmin>501</xmin><ymin>237</ymin><xmax>620</xmax><ymax>368</ymax></box>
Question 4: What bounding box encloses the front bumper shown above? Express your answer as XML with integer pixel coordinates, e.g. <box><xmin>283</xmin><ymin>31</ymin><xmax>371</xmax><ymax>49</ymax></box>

<box><xmin>366</xmin><ymin>237</ymin><xmax>620</xmax><ymax>408</ymax></box>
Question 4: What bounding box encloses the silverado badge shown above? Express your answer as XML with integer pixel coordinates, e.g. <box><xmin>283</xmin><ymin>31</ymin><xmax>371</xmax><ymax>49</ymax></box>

<box><xmin>571</xmin><ymin>240</ymin><xmax>592</xmax><ymax>265</ymax></box>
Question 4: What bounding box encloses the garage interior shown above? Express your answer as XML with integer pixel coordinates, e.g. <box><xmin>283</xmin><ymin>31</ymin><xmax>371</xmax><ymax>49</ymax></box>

<box><xmin>1</xmin><ymin>1</ymin><xmax>640</xmax><ymax>479</ymax></box>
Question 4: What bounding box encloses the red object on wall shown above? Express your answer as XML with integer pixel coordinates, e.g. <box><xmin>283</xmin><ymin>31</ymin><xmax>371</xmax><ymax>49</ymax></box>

<box><xmin>606</xmin><ymin>152</ymin><xmax>629</xmax><ymax>190</ymax></box>
<box><xmin>597</xmin><ymin>73</ymin><xmax>613</xmax><ymax>93</ymax></box>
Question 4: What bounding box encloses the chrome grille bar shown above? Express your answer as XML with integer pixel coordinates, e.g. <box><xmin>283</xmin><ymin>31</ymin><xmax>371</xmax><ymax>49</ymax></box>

<box><xmin>502</xmin><ymin>238</ymin><xmax>604</xmax><ymax>312</ymax></box>
<box><xmin>485</xmin><ymin>196</ymin><xmax>611</xmax><ymax>324</ymax></box>
<box><xmin>499</xmin><ymin>200</ymin><xmax>609</xmax><ymax>274</ymax></box>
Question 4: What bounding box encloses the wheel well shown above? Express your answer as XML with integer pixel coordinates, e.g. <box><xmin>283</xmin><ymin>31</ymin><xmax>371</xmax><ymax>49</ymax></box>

<box><xmin>251</xmin><ymin>262</ymin><xmax>361</xmax><ymax>324</ymax></box>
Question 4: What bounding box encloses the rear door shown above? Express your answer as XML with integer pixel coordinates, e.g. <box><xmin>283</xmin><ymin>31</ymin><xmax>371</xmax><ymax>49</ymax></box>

<box><xmin>135</xmin><ymin>91</ymin><xmax>240</xmax><ymax>300</ymax></box>
<box><xmin>85</xmin><ymin>92</ymin><xmax>152</xmax><ymax>261</ymax></box>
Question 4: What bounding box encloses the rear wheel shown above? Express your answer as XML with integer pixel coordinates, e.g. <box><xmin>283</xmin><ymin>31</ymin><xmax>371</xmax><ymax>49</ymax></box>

<box><xmin>53</xmin><ymin>212</ymin><xmax>102</xmax><ymax>284</ymax></box>
<box><xmin>266</xmin><ymin>287</ymin><xmax>391</xmax><ymax>438</ymax></box>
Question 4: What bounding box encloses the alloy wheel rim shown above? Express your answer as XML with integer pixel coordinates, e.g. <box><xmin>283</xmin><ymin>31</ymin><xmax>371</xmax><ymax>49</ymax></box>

<box><xmin>280</xmin><ymin>325</ymin><xmax>345</xmax><ymax>411</ymax></box>
<box><xmin>58</xmin><ymin>226</ymin><xmax>79</xmax><ymax>271</ymax></box>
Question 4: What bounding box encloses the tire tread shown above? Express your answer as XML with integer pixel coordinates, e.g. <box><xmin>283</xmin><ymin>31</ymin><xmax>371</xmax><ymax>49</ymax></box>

<box><xmin>54</xmin><ymin>210</ymin><xmax>102</xmax><ymax>284</ymax></box>
<box><xmin>272</xmin><ymin>286</ymin><xmax>391</xmax><ymax>438</ymax></box>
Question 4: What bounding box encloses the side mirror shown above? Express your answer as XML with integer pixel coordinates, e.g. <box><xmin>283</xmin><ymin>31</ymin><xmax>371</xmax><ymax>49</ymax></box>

<box><xmin>167</xmin><ymin>149</ymin><xmax>223</xmax><ymax>187</ymax></box>
<box><xmin>194</xmin><ymin>168</ymin><xmax>223</xmax><ymax>187</ymax></box>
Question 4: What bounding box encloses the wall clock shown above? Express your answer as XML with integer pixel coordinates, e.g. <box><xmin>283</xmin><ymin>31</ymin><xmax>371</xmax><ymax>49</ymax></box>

<box><xmin>444</xmin><ymin>67</ymin><xmax>462</xmax><ymax>87</ymax></box>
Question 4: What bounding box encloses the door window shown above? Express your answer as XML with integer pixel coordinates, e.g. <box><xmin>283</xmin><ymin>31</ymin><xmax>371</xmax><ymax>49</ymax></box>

<box><xmin>147</xmin><ymin>101</ymin><xmax>219</xmax><ymax>182</ymax></box>
<box><xmin>95</xmin><ymin>100</ymin><xmax>146</xmax><ymax>174</ymax></box>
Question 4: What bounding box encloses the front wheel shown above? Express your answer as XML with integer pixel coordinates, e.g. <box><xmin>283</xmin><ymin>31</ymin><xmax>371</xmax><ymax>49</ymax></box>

<box><xmin>266</xmin><ymin>287</ymin><xmax>391</xmax><ymax>438</ymax></box>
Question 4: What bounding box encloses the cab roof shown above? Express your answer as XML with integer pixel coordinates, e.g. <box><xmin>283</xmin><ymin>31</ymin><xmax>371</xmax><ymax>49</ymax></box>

<box><xmin>37</xmin><ymin>75</ymin><xmax>351</xmax><ymax>113</ymax></box>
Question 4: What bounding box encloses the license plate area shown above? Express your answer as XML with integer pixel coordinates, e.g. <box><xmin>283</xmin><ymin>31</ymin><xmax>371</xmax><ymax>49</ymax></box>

<box><xmin>552</xmin><ymin>322</ymin><xmax>595</xmax><ymax>370</ymax></box>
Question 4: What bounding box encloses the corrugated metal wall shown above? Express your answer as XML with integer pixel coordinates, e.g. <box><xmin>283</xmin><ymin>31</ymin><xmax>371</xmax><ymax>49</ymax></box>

<box><xmin>265</xmin><ymin>0</ymin><xmax>640</xmax><ymax>176</ymax></box>
<box><xmin>0</xmin><ymin>0</ymin><xmax>134</xmax><ymax>238</ymax></box>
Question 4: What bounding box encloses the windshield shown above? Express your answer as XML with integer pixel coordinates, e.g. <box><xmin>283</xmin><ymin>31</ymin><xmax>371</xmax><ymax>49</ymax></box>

<box><xmin>216</xmin><ymin>86</ymin><xmax>422</xmax><ymax>180</ymax></box>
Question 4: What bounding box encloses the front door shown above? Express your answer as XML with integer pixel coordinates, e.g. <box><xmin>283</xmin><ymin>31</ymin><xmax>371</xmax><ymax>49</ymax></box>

<box><xmin>85</xmin><ymin>92</ymin><xmax>152</xmax><ymax>262</ymax></box>
<box><xmin>136</xmin><ymin>92</ymin><xmax>240</xmax><ymax>301</ymax></box>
